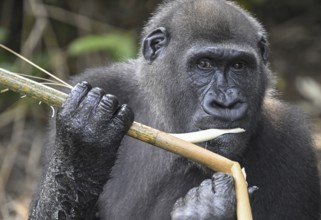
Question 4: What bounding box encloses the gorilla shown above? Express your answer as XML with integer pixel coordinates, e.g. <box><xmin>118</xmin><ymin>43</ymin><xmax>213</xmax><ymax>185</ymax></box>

<box><xmin>29</xmin><ymin>0</ymin><xmax>320</xmax><ymax>219</ymax></box>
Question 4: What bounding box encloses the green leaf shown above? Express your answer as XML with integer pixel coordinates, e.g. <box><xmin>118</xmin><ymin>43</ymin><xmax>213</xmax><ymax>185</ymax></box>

<box><xmin>68</xmin><ymin>32</ymin><xmax>137</xmax><ymax>61</ymax></box>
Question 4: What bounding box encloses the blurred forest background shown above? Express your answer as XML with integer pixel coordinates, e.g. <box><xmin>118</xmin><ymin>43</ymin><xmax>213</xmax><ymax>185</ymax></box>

<box><xmin>0</xmin><ymin>0</ymin><xmax>320</xmax><ymax>219</ymax></box>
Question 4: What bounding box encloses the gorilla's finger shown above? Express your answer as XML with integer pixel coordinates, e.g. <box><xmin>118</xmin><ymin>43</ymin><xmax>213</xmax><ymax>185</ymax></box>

<box><xmin>197</xmin><ymin>179</ymin><xmax>213</xmax><ymax>199</ymax></box>
<box><xmin>183</xmin><ymin>187</ymin><xmax>198</xmax><ymax>202</ymax></box>
<box><xmin>211</xmin><ymin>172</ymin><xmax>234</xmax><ymax>195</ymax></box>
<box><xmin>75</xmin><ymin>87</ymin><xmax>105</xmax><ymax>120</ymax></box>
<box><xmin>111</xmin><ymin>104</ymin><xmax>134</xmax><ymax>133</ymax></box>
<box><xmin>248</xmin><ymin>186</ymin><xmax>259</xmax><ymax>205</ymax></box>
<box><xmin>96</xmin><ymin>94</ymin><xmax>119</xmax><ymax>117</ymax></box>
<box><xmin>94</xmin><ymin>94</ymin><xmax>120</xmax><ymax>122</ymax></box>
<box><xmin>60</xmin><ymin>81</ymin><xmax>91</xmax><ymax>116</ymax></box>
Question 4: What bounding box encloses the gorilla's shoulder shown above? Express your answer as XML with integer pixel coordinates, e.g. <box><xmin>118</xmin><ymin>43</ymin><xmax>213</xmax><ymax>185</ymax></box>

<box><xmin>261</xmin><ymin>95</ymin><xmax>312</xmax><ymax>144</ymax></box>
<box><xmin>69</xmin><ymin>60</ymin><xmax>140</xmax><ymax>104</ymax></box>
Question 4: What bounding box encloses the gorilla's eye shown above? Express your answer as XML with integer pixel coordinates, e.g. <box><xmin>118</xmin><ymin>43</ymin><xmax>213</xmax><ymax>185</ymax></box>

<box><xmin>197</xmin><ymin>59</ymin><xmax>212</xmax><ymax>70</ymax></box>
<box><xmin>231</xmin><ymin>61</ymin><xmax>246</xmax><ymax>70</ymax></box>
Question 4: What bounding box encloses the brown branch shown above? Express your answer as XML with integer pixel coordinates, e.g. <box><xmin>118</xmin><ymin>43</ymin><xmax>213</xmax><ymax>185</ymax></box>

<box><xmin>0</xmin><ymin>67</ymin><xmax>252</xmax><ymax>220</ymax></box>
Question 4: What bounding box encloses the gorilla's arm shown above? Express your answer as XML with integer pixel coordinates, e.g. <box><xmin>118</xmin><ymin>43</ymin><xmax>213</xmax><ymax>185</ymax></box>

<box><xmin>29</xmin><ymin>82</ymin><xmax>134</xmax><ymax>219</ymax></box>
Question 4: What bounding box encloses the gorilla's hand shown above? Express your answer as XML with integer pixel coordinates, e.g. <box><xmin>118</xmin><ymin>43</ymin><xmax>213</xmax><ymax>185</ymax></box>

<box><xmin>171</xmin><ymin>172</ymin><xmax>259</xmax><ymax>220</ymax></box>
<box><xmin>55</xmin><ymin>81</ymin><xmax>133</xmax><ymax>177</ymax></box>
<box><xmin>171</xmin><ymin>172</ymin><xmax>236</xmax><ymax>220</ymax></box>
<box><xmin>29</xmin><ymin>81</ymin><xmax>133</xmax><ymax>219</ymax></box>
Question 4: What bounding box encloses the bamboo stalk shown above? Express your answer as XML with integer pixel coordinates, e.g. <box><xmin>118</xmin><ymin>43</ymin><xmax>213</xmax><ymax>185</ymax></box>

<box><xmin>0</xmin><ymin>68</ymin><xmax>67</xmax><ymax>106</ymax></box>
<box><xmin>0</xmin><ymin>67</ymin><xmax>252</xmax><ymax>220</ymax></box>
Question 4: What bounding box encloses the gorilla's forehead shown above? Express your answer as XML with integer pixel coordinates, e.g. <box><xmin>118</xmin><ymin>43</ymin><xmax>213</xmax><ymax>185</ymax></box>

<box><xmin>171</xmin><ymin>0</ymin><xmax>260</xmax><ymax>43</ymax></box>
<box><xmin>143</xmin><ymin>0</ymin><xmax>264</xmax><ymax>45</ymax></box>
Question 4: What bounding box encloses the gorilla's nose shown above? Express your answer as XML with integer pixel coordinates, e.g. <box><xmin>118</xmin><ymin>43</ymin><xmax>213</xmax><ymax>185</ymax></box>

<box><xmin>202</xmin><ymin>89</ymin><xmax>248</xmax><ymax>121</ymax></box>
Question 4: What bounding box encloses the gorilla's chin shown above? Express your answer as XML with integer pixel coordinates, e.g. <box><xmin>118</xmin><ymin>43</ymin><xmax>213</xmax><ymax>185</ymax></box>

<box><xmin>192</xmin><ymin>116</ymin><xmax>249</xmax><ymax>154</ymax></box>
<box><xmin>197</xmin><ymin>133</ymin><xmax>247</xmax><ymax>160</ymax></box>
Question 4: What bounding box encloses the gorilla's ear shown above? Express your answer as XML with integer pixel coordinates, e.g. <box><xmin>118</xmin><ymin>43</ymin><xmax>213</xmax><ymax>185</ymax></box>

<box><xmin>143</xmin><ymin>27</ymin><xmax>168</xmax><ymax>62</ymax></box>
<box><xmin>258</xmin><ymin>35</ymin><xmax>269</xmax><ymax>64</ymax></box>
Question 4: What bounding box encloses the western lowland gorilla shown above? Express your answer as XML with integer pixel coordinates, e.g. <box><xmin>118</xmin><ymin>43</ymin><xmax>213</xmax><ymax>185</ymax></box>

<box><xmin>29</xmin><ymin>0</ymin><xmax>320</xmax><ymax>219</ymax></box>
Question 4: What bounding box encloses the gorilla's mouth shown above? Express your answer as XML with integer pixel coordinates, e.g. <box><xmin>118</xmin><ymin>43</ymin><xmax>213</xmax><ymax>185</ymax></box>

<box><xmin>170</xmin><ymin>128</ymin><xmax>245</xmax><ymax>143</ymax></box>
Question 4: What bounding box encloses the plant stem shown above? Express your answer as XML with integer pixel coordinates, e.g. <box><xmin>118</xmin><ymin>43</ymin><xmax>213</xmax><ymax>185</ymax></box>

<box><xmin>0</xmin><ymin>67</ymin><xmax>252</xmax><ymax>220</ymax></box>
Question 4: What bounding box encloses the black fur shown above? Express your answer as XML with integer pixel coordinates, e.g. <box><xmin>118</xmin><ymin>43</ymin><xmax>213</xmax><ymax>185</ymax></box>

<box><xmin>30</xmin><ymin>0</ymin><xmax>320</xmax><ymax>219</ymax></box>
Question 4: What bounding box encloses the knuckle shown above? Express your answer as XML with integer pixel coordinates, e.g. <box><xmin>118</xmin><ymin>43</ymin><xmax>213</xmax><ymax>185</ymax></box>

<box><xmin>98</xmin><ymin>94</ymin><xmax>120</xmax><ymax>111</ymax></box>
<box><xmin>61</xmin><ymin>81</ymin><xmax>91</xmax><ymax>110</ymax></box>
<box><xmin>105</xmin><ymin>93</ymin><xmax>118</xmax><ymax>101</ymax></box>
<box><xmin>200</xmin><ymin>179</ymin><xmax>212</xmax><ymax>187</ymax></box>
<box><xmin>118</xmin><ymin>105</ymin><xmax>134</xmax><ymax>121</ymax></box>
<box><xmin>112</xmin><ymin>116</ymin><xmax>127</xmax><ymax>128</ymax></box>
<box><xmin>88</xmin><ymin>87</ymin><xmax>105</xmax><ymax>97</ymax></box>
<box><xmin>186</xmin><ymin>187</ymin><xmax>198</xmax><ymax>198</ymax></box>
<box><xmin>212</xmin><ymin>172</ymin><xmax>232</xmax><ymax>182</ymax></box>
<box><xmin>76</xmin><ymin>81</ymin><xmax>90</xmax><ymax>89</ymax></box>
<box><xmin>111</xmin><ymin>113</ymin><xmax>133</xmax><ymax>133</ymax></box>
<box><xmin>103</xmin><ymin>94</ymin><xmax>119</xmax><ymax>105</ymax></box>
<box><xmin>79</xmin><ymin>89</ymin><xmax>104</xmax><ymax>109</ymax></box>
<box><xmin>71</xmin><ymin>81</ymin><xmax>91</xmax><ymax>95</ymax></box>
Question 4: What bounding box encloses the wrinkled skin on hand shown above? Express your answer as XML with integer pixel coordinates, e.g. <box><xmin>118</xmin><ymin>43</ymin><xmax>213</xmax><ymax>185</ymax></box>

<box><xmin>29</xmin><ymin>82</ymin><xmax>134</xmax><ymax>219</ymax></box>
<box><xmin>55</xmin><ymin>81</ymin><xmax>133</xmax><ymax>176</ymax></box>
<box><xmin>171</xmin><ymin>173</ymin><xmax>236</xmax><ymax>220</ymax></box>
<box><xmin>171</xmin><ymin>172</ymin><xmax>258</xmax><ymax>220</ymax></box>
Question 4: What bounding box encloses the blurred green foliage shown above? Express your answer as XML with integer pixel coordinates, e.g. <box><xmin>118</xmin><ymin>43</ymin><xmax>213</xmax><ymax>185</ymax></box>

<box><xmin>0</xmin><ymin>28</ymin><xmax>7</xmax><ymax>43</ymax></box>
<box><xmin>68</xmin><ymin>32</ymin><xmax>137</xmax><ymax>61</ymax></box>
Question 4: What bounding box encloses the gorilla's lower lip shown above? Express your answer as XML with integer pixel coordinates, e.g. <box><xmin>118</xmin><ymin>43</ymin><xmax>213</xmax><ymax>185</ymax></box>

<box><xmin>170</xmin><ymin>128</ymin><xmax>245</xmax><ymax>143</ymax></box>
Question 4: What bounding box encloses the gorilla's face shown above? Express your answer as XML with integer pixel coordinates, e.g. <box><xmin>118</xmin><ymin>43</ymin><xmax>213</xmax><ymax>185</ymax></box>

<box><xmin>141</xmin><ymin>0</ymin><xmax>270</xmax><ymax>159</ymax></box>
<box><xmin>183</xmin><ymin>44</ymin><xmax>266</xmax><ymax>158</ymax></box>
